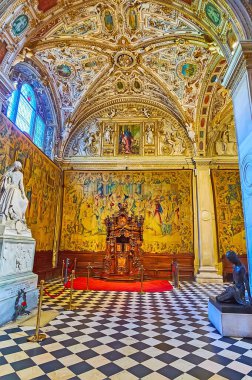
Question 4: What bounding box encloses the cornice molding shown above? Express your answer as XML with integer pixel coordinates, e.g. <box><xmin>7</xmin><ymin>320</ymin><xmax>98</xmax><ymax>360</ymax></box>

<box><xmin>222</xmin><ymin>41</ymin><xmax>252</xmax><ymax>94</ymax></box>
<box><xmin>59</xmin><ymin>156</ymin><xmax>195</xmax><ymax>171</ymax></box>
<box><xmin>193</xmin><ymin>156</ymin><xmax>238</xmax><ymax>169</ymax></box>
<box><xmin>210</xmin><ymin>156</ymin><xmax>239</xmax><ymax>167</ymax></box>
<box><xmin>193</xmin><ymin>157</ymin><xmax>212</xmax><ymax>167</ymax></box>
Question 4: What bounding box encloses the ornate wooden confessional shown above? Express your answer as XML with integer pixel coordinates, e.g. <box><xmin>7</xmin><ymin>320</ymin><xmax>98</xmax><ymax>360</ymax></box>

<box><xmin>102</xmin><ymin>202</ymin><xmax>144</xmax><ymax>281</ymax></box>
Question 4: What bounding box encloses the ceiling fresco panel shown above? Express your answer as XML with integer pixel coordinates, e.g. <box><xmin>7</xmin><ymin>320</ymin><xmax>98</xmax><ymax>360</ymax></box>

<box><xmin>35</xmin><ymin>47</ymin><xmax>109</xmax><ymax>110</ymax></box>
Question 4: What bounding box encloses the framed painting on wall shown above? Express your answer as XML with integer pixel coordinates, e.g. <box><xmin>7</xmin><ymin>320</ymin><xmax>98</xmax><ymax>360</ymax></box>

<box><xmin>118</xmin><ymin>124</ymin><xmax>141</xmax><ymax>155</ymax></box>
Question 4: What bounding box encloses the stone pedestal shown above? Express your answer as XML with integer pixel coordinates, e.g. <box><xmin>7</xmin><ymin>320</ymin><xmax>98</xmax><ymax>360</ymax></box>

<box><xmin>0</xmin><ymin>225</ymin><xmax>38</xmax><ymax>326</ymax></box>
<box><xmin>208</xmin><ymin>297</ymin><xmax>252</xmax><ymax>337</ymax></box>
<box><xmin>196</xmin><ymin>266</ymin><xmax>223</xmax><ymax>284</ymax></box>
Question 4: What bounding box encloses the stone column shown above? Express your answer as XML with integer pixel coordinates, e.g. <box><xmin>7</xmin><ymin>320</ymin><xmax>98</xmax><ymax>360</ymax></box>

<box><xmin>194</xmin><ymin>158</ymin><xmax>223</xmax><ymax>283</ymax></box>
<box><xmin>223</xmin><ymin>41</ymin><xmax>252</xmax><ymax>290</ymax></box>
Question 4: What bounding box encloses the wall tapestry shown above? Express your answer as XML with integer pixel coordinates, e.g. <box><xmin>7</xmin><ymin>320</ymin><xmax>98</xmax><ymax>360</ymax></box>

<box><xmin>211</xmin><ymin>170</ymin><xmax>246</xmax><ymax>257</ymax></box>
<box><xmin>61</xmin><ymin>170</ymin><xmax>193</xmax><ymax>254</ymax></box>
<box><xmin>0</xmin><ymin>114</ymin><xmax>61</xmax><ymax>251</ymax></box>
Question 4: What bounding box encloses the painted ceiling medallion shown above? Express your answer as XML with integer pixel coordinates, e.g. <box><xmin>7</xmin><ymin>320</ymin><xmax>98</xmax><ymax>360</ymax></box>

<box><xmin>103</xmin><ymin>9</ymin><xmax>115</xmax><ymax>33</ymax></box>
<box><xmin>12</xmin><ymin>14</ymin><xmax>29</xmax><ymax>36</ymax></box>
<box><xmin>176</xmin><ymin>61</ymin><xmax>200</xmax><ymax>80</ymax></box>
<box><xmin>205</xmin><ymin>3</ymin><xmax>221</xmax><ymax>27</ymax></box>
<box><xmin>114</xmin><ymin>51</ymin><xmax>136</xmax><ymax>70</ymax></box>
<box><xmin>56</xmin><ymin>63</ymin><xmax>74</xmax><ymax>79</ymax></box>
<box><xmin>116</xmin><ymin>79</ymin><xmax>127</xmax><ymax>93</ymax></box>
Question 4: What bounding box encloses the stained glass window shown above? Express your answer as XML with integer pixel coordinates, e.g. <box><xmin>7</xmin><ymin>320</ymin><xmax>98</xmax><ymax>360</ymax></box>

<box><xmin>7</xmin><ymin>83</ymin><xmax>46</xmax><ymax>150</ymax></box>
<box><xmin>16</xmin><ymin>93</ymin><xmax>34</xmax><ymax>134</ymax></box>
<box><xmin>34</xmin><ymin>116</ymin><xmax>45</xmax><ymax>149</ymax></box>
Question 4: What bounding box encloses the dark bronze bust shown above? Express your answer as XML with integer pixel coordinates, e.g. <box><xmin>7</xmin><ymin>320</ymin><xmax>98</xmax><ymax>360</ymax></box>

<box><xmin>216</xmin><ymin>251</ymin><xmax>252</xmax><ymax>305</ymax></box>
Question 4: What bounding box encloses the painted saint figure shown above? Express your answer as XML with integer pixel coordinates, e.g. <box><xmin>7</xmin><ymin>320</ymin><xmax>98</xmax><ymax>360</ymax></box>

<box><xmin>216</xmin><ymin>250</ymin><xmax>252</xmax><ymax>305</ymax></box>
<box><xmin>121</xmin><ymin>128</ymin><xmax>133</xmax><ymax>154</ymax></box>
<box><xmin>104</xmin><ymin>10</ymin><xmax>114</xmax><ymax>32</ymax></box>
<box><xmin>128</xmin><ymin>7</ymin><xmax>138</xmax><ymax>30</ymax></box>
<box><xmin>0</xmin><ymin>161</ymin><xmax>28</xmax><ymax>225</ymax></box>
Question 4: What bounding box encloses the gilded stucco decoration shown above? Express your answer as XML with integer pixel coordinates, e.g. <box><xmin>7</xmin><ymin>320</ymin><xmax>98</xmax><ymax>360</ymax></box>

<box><xmin>207</xmin><ymin>104</ymin><xmax>238</xmax><ymax>157</ymax></box>
<box><xmin>209</xmin><ymin>86</ymin><xmax>230</xmax><ymax>123</ymax></box>
<box><xmin>196</xmin><ymin>58</ymin><xmax>227</xmax><ymax>156</ymax></box>
<box><xmin>143</xmin><ymin>45</ymin><xmax>213</xmax><ymax>121</ymax></box>
<box><xmin>214</xmin><ymin>125</ymin><xmax>237</xmax><ymax>156</ymax></box>
<box><xmin>64</xmin><ymin>103</ymin><xmax>193</xmax><ymax>158</ymax></box>
<box><xmin>0</xmin><ymin>0</ymin><xmax>247</xmax><ymax>159</ymax></box>
<box><xmin>35</xmin><ymin>47</ymin><xmax>108</xmax><ymax>110</ymax></box>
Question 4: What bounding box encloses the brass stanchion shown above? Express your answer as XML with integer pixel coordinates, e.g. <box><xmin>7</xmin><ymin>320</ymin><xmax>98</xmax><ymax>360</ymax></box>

<box><xmin>140</xmin><ymin>265</ymin><xmax>145</xmax><ymax>294</ymax></box>
<box><xmin>73</xmin><ymin>258</ymin><xmax>77</xmax><ymax>278</ymax></box>
<box><xmin>172</xmin><ymin>261</ymin><xmax>180</xmax><ymax>288</ymax></box>
<box><xmin>177</xmin><ymin>263</ymin><xmax>180</xmax><ymax>289</ymax></box>
<box><xmin>27</xmin><ymin>280</ymin><xmax>46</xmax><ymax>342</ymax></box>
<box><xmin>85</xmin><ymin>263</ymin><xmax>92</xmax><ymax>292</ymax></box>
<box><xmin>61</xmin><ymin>259</ymin><xmax>65</xmax><ymax>284</ymax></box>
<box><xmin>65</xmin><ymin>270</ymin><xmax>75</xmax><ymax>310</ymax></box>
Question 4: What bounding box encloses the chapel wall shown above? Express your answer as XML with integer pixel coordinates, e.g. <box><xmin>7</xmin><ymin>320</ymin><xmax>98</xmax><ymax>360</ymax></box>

<box><xmin>0</xmin><ymin>112</ymin><xmax>62</xmax><ymax>279</ymax></box>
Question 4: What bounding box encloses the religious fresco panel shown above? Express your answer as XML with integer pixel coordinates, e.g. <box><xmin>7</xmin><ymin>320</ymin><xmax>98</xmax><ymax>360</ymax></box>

<box><xmin>211</xmin><ymin>170</ymin><xmax>246</xmax><ymax>257</ymax></box>
<box><xmin>0</xmin><ymin>114</ymin><xmax>61</xmax><ymax>251</ymax></box>
<box><xmin>61</xmin><ymin>170</ymin><xmax>193</xmax><ymax>255</ymax></box>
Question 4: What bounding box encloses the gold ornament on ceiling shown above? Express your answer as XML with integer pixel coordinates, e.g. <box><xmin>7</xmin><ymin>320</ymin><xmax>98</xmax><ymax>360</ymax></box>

<box><xmin>114</xmin><ymin>51</ymin><xmax>136</xmax><ymax>70</ymax></box>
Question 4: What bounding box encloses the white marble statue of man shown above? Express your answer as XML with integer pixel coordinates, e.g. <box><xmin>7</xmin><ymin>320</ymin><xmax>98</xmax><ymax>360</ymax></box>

<box><xmin>0</xmin><ymin>161</ymin><xmax>28</xmax><ymax>227</ymax></box>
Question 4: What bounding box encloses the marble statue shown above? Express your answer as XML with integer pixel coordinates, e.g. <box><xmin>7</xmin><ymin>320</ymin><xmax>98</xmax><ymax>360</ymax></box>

<box><xmin>0</xmin><ymin>161</ymin><xmax>28</xmax><ymax>228</ymax></box>
<box><xmin>216</xmin><ymin>251</ymin><xmax>252</xmax><ymax>305</ymax></box>
<box><xmin>0</xmin><ymin>161</ymin><xmax>38</xmax><ymax>326</ymax></box>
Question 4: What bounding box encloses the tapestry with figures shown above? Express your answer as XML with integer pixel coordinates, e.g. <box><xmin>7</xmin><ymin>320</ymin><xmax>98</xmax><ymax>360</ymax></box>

<box><xmin>211</xmin><ymin>169</ymin><xmax>246</xmax><ymax>257</ymax></box>
<box><xmin>0</xmin><ymin>114</ymin><xmax>61</xmax><ymax>251</ymax></box>
<box><xmin>61</xmin><ymin>170</ymin><xmax>193</xmax><ymax>254</ymax></box>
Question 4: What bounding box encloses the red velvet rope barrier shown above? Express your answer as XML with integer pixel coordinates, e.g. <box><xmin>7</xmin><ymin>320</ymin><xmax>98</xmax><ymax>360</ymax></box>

<box><xmin>44</xmin><ymin>287</ymin><xmax>66</xmax><ymax>299</ymax></box>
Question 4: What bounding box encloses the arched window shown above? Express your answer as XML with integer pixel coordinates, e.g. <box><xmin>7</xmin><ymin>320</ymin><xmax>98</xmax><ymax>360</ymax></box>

<box><xmin>7</xmin><ymin>83</ymin><xmax>46</xmax><ymax>149</ymax></box>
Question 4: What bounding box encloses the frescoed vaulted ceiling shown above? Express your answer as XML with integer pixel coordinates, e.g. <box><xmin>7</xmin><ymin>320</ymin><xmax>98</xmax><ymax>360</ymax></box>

<box><xmin>0</xmin><ymin>0</ymin><xmax>250</xmax><ymax>160</ymax></box>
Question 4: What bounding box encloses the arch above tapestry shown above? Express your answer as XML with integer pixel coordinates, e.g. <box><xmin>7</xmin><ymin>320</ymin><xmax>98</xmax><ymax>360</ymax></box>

<box><xmin>63</xmin><ymin>100</ymin><xmax>194</xmax><ymax>160</ymax></box>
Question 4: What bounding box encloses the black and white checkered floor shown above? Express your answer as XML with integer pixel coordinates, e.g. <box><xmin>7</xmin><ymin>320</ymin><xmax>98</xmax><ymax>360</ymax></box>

<box><xmin>1</xmin><ymin>281</ymin><xmax>252</xmax><ymax>380</ymax></box>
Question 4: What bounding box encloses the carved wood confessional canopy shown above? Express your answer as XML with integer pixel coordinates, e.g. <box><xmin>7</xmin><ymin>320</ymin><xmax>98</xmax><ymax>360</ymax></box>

<box><xmin>103</xmin><ymin>202</ymin><xmax>144</xmax><ymax>280</ymax></box>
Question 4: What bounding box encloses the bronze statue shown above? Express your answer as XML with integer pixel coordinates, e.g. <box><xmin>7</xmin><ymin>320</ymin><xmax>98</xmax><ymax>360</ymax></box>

<box><xmin>216</xmin><ymin>251</ymin><xmax>252</xmax><ymax>305</ymax></box>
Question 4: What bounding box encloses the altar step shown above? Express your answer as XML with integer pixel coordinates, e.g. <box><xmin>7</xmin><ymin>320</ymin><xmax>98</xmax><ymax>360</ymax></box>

<box><xmin>101</xmin><ymin>274</ymin><xmax>137</xmax><ymax>282</ymax></box>
<box><xmin>101</xmin><ymin>274</ymin><xmax>151</xmax><ymax>282</ymax></box>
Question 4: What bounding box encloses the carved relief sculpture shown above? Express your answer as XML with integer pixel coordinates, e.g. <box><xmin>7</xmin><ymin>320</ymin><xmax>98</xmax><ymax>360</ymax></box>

<box><xmin>145</xmin><ymin>123</ymin><xmax>154</xmax><ymax>145</ymax></box>
<box><xmin>215</xmin><ymin>126</ymin><xmax>237</xmax><ymax>156</ymax></box>
<box><xmin>104</xmin><ymin>125</ymin><xmax>114</xmax><ymax>144</ymax></box>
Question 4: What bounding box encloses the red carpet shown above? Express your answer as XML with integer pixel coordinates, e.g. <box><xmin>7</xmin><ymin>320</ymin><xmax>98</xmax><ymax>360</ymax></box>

<box><xmin>65</xmin><ymin>277</ymin><xmax>173</xmax><ymax>292</ymax></box>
